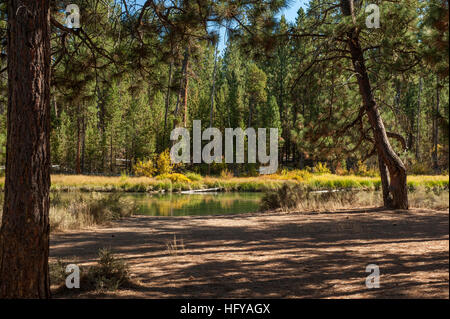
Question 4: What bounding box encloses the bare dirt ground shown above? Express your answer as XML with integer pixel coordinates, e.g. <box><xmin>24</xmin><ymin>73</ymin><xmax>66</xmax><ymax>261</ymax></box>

<box><xmin>50</xmin><ymin>207</ymin><xmax>449</xmax><ymax>298</ymax></box>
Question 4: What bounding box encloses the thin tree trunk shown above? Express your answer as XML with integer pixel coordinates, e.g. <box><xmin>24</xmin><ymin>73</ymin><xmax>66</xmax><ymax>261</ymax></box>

<box><xmin>0</xmin><ymin>0</ymin><xmax>51</xmax><ymax>298</ymax></box>
<box><xmin>96</xmin><ymin>86</ymin><xmax>107</xmax><ymax>172</ymax></box>
<box><xmin>433</xmin><ymin>77</ymin><xmax>440</xmax><ymax>172</ymax></box>
<box><xmin>81</xmin><ymin>113</ymin><xmax>86</xmax><ymax>173</ymax></box>
<box><xmin>174</xmin><ymin>48</ymin><xmax>189</xmax><ymax>123</ymax></box>
<box><xmin>208</xmin><ymin>46</ymin><xmax>218</xmax><ymax>175</ymax></box>
<box><xmin>416</xmin><ymin>78</ymin><xmax>422</xmax><ymax>161</ymax></box>
<box><xmin>209</xmin><ymin>48</ymin><xmax>218</xmax><ymax>128</ymax></box>
<box><xmin>248</xmin><ymin>100</ymin><xmax>253</xmax><ymax>128</ymax></box>
<box><xmin>110</xmin><ymin>133</ymin><xmax>114</xmax><ymax>173</ymax></box>
<box><xmin>53</xmin><ymin>96</ymin><xmax>58</xmax><ymax>118</ymax></box>
<box><xmin>76</xmin><ymin>108</ymin><xmax>81</xmax><ymax>174</ymax></box>
<box><xmin>183</xmin><ymin>62</ymin><xmax>189</xmax><ymax>128</ymax></box>
<box><xmin>164</xmin><ymin>61</ymin><xmax>173</xmax><ymax>133</ymax></box>
<box><xmin>340</xmin><ymin>0</ymin><xmax>408</xmax><ymax>209</ymax></box>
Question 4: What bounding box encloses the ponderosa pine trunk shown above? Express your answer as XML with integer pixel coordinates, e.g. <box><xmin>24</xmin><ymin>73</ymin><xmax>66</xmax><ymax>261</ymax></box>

<box><xmin>340</xmin><ymin>0</ymin><xmax>408</xmax><ymax>209</ymax></box>
<box><xmin>378</xmin><ymin>153</ymin><xmax>393</xmax><ymax>207</ymax></box>
<box><xmin>0</xmin><ymin>0</ymin><xmax>51</xmax><ymax>298</ymax></box>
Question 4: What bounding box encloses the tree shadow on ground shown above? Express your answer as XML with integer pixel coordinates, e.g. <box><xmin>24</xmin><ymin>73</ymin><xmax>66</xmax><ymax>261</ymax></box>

<box><xmin>50</xmin><ymin>207</ymin><xmax>449</xmax><ymax>298</ymax></box>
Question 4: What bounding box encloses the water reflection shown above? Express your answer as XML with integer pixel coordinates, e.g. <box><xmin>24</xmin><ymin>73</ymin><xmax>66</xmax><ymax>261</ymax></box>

<box><xmin>130</xmin><ymin>192</ymin><xmax>263</xmax><ymax>216</ymax></box>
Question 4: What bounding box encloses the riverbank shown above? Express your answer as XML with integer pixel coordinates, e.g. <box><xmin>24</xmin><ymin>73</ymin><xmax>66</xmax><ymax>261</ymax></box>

<box><xmin>1</xmin><ymin>185</ymin><xmax>448</xmax><ymax>233</ymax></box>
<box><xmin>1</xmin><ymin>173</ymin><xmax>447</xmax><ymax>193</ymax></box>
<box><xmin>50</xmin><ymin>207</ymin><xmax>449</xmax><ymax>298</ymax></box>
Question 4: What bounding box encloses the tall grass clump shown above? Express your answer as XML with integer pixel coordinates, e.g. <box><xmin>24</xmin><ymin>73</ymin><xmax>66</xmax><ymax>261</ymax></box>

<box><xmin>50</xmin><ymin>193</ymin><xmax>136</xmax><ymax>232</ymax></box>
<box><xmin>166</xmin><ymin>234</ymin><xmax>186</xmax><ymax>256</ymax></box>
<box><xmin>311</xmin><ymin>162</ymin><xmax>331</xmax><ymax>175</ymax></box>
<box><xmin>261</xmin><ymin>184</ymin><xmax>449</xmax><ymax>212</ymax></box>
<box><xmin>261</xmin><ymin>185</ymin><xmax>367</xmax><ymax>212</ymax></box>
<box><xmin>156</xmin><ymin>173</ymin><xmax>191</xmax><ymax>183</ymax></box>
<box><xmin>409</xmin><ymin>187</ymin><xmax>449</xmax><ymax>210</ymax></box>
<box><xmin>261</xmin><ymin>184</ymin><xmax>308</xmax><ymax>210</ymax></box>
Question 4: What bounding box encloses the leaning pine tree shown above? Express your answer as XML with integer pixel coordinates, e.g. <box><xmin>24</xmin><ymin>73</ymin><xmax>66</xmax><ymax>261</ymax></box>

<box><xmin>0</xmin><ymin>0</ymin><xmax>52</xmax><ymax>298</ymax></box>
<box><xmin>245</xmin><ymin>0</ymin><xmax>414</xmax><ymax>209</ymax></box>
<box><xmin>339</xmin><ymin>0</ymin><xmax>408</xmax><ymax>209</ymax></box>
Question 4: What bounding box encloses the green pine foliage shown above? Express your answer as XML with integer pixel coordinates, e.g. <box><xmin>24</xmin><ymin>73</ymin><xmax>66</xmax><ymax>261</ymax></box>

<box><xmin>0</xmin><ymin>0</ymin><xmax>447</xmax><ymax>176</ymax></box>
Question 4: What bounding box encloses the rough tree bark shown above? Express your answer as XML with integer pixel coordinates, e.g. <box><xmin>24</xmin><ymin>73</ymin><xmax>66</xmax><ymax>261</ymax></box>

<box><xmin>340</xmin><ymin>0</ymin><xmax>408</xmax><ymax>209</ymax></box>
<box><xmin>378</xmin><ymin>153</ymin><xmax>393</xmax><ymax>207</ymax></box>
<box><xmin>0</xmin><ymin>0</ymin><xmax>51</xmax><ymax>298</ymax></box>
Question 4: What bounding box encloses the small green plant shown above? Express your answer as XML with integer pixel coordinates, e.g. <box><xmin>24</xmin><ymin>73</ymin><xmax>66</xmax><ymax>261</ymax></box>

<box><xmin>50</xmin><ymin>249</ymin><xmax>132</xmax><ymax>294</ymax></box>
<box><xmin>86</xmin><ymin>248</ymin><xmax>131</xmax><ymax>291</ymax></box>
<box><xmin>49</xmin><ymin>259</ymin><xmax>69</xmax><ymax>288</ymax></box>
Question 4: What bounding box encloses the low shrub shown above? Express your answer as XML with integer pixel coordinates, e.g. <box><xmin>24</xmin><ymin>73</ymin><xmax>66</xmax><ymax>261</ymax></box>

<box><xmin>85</xmin><ymin>248</ymin><xmax>131</xmax><ymax>291</ymax></box>
<box><xmin>408</xmin><ymin>162</ymin><xmax>433</xmax><ymax>175</ymax></box>
<box><xmin>185</xmin><ymin>172</ymin><xmax>203</xmax><ymax>181</ymax></box>
<box><xmin>311</xmin><ymin>162</ymin><xmax>331</xmax><ymax>175</ymax></box>
<box><xmin>156</xmin><ymin>173</ymin><xmax>191</xmax><ymax>183</ymax></box>
<box><xmin>156</xmin><ymin>149</ymin><xmax>174</xmax><ymax>175</ymax></box>
<box><xmin>50</xmin><ymin>248</ymin><xmax>132</xmax><ymax>293</ymax></box>
<box><xmin>49</xmin><ymin>259</ymin><xmax>70</xmax><ymax>288</ymax></box>
<box><xmin>134</xmin><ymin>159</ymin><xmax>156</xmax><ymax>177</ymax></box>
<box><xmin>351</xmin><ymin>161</ymin><xmax>379</xmax><ymax>177</ymax></box>
<box><xmin>220</xmin><ymin>169</ymin><xmax>233</xmax><ymax>179</ymax></box>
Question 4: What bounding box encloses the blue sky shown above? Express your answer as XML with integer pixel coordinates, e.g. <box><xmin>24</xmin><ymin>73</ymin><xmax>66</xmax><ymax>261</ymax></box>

<box><xmin>133</xmin><ymin>0</ymin><xmax>309</xmax><ymax>54</ymax></box>
<box><xmin>278</xmin><ymin>0</ymin><xmax>308</xmax><ymax>23</ymax></box>
<box><xmin>216</xmin><ymin>0</ymin><xmax>308</xmax><ymax>53</ymax></box>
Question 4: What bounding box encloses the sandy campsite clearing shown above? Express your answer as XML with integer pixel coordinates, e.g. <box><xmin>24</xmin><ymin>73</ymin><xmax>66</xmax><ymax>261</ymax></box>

<box><xmin>50</xmin><ymin>208</ymin><xmax>449</xmax><ymax>298</ymax></box>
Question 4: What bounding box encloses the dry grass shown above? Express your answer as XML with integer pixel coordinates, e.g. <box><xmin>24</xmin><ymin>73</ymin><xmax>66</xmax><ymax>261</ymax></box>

<box><xmin>261</xmin><ymin>185</ymin><xmax>449</xmax><ymax>212</ymax></box>
<box><xmin>166</xmin><ymin>234</ymin><xmax>186</xmax><ymax>256</ymax></box>
<box><xmin>0</xmin><ymin>173</ymin><xmax>447</xmax><ymax>194</ymax></box>
<box><xmin>42</xmin><ymin>173</ymin><xmax>450</xmax><ymax>192</ymax></box>
<box><xmin>50</xmin><ymin>193</ymin><xmax>136</xmax><ymax>232</ymax></box>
